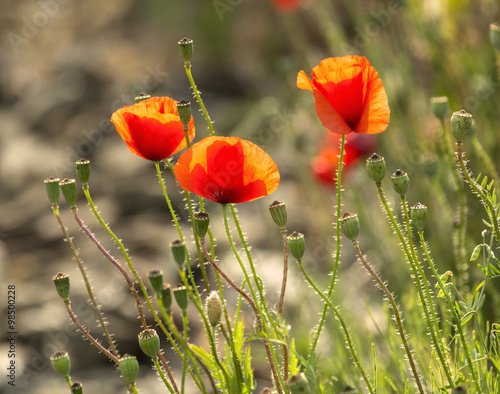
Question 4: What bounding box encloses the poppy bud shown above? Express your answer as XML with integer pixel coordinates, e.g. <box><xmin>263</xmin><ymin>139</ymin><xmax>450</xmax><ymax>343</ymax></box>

<box><xmin>45</xmin><ymin>177</ymin><xmax>61</xmax><ymax>206</ymax></box>
<box><xmin>287</xmin><ymin>232</ymin><xmax>305</xmax><ymax>260</ymax></box>
<box><xmin>340</xmin><ymin>212</ymin><xmax>359</xmax><ymax>242</ymax></box>
<box><xmin>178</xmin><ymin>37</ymin><xmax>194</xmax><ymax>62</ymax></box>
<box><xmin>286</xmin><ymin>372</ymin><xmax>310</xmax><ymax>393</ymax></box>
<box><xmin>70</xmin><ymin>382</ymin><xmax>83</xmax><ymax>394</ymax></box>
<box><xmin>50</xmin><ymin>351</ymin><xmax>71</xmax><ymax>377</ymax></box>
<box><xmin>148</xmin><ymin>270</ymin><xmax>164</xmax><ymax>295</ymax></box>
<box><xmin>161</xmin><ymin>283</ymin><xmax>172</xmax><ymax>312</ymax></box>
<box><xmin>134</xmin><ymin>93</ymin><xmax>151</xmax><ymax>103</ymax></box>
<box><xmin>366</xmin><ymin>153</ymin><xmax>386</xmax><ymax>183</ymax></box>
<box><xmin>76</xmin><ymin>159</ymin><xmax>90</xmax><ymax>187</ymax></box>
<box><xmin>59</xmin><ymin>178</ymin><xmax>78</xmax><ymax>210</ymax></box>
<box><xmin>119</xmin><ymin>354</ymin><xmax>139</xmax><ymax>383</ymax></box>
<box><xmin>205</xmin><ymin>292</ymin><xmax>222</xmax><ymax>327</ymax></box>
<box><xmin>170</xmin><ymin>240</ymin><xmax>186</xmax><ymax>268</ymax></box>
<box><xmin>450</xmin><ymin>110</ymin><xmax>473</xmax><ymax>142</ymax></box>
<box><xmin>53</xmin><ymin>272</ymin><xmax>70</xmax><ymax>301</ymax></box>
<box><xmin>411</xmin><ymin>203</ymin><xmax>428</xmax><ymax>231</ymax></box>
<box><xmin>193</xmin><ymin>211</ymin><xmax>210</xmax><ymax>239</ymax></box>
<box><xmin>176</xmin><ymin>100</ymin><xmax>192</xmax><ymax>127</ymax></box>
<box><xmin>430</xmin><ymin>96</ymin><xmax>449</xmax><ymax>122</ymax></box>
<box><xmin>391</xmin><ymin>170</ymin><xmax>410</xmax><ymax>196</ymax></box>
<box><xmin>138</xmin><ymin>329</ymin><xmax>161</xmax><ymax>358</ymax></box>
<box><xmin>173</xmin><ymin>285</ymin><xmax>189</xmax><ymax>311</ymax></box>
<box><xmin>490</xmin><ymin>23</ymin><xmax>500</xmax><ymax>50</ymax></box>
<box><xmin>268</xmin><ymin>200</ymin><xmax>287</xmax><ymax>230</ymax></box>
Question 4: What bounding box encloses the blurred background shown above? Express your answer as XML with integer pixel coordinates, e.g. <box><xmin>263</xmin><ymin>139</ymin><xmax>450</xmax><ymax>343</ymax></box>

<box><xmin>2</xmin><ymin>0</ymin><xmax>500</xmax><ymax>392</ymax></box>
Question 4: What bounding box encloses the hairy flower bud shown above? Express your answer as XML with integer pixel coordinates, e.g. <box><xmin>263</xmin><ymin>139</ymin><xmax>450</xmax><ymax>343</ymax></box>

<box><xmin>205</xmin><ymin>292</ymin><xmax>223</xmax><ymax>327</ymax></box>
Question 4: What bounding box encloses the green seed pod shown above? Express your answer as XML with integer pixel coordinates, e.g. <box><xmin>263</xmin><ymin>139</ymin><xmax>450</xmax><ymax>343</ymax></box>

<box><xmin>148</xmin><ymin>270</ymin><xmax>164</xmax><ymax>295</ymax></box>
<box><xmin>411</xmin><ymin>202</ymin><xmax>428</xmax><ymax>231</ymax></box>
<box><xmin>286</xmin><ymin>372</ymin><xmax>310</xmax><ymax>393</ymax></box>
<box><xmin>205</xmin><ymin>292</ymin><xmax>223</xmax><ymax>327</ymax></box>
<box><xmin>391</xmin><ymin>169</ymin><xmax>410</xmax><ymax>196</ymax></box>
<box><xmin>430</xmin><ymin>96</ymin><xmax>450</xmax><ymax>122</ymax></box>
<box><xmin>287</xmin><ymin>232</ymin><xmax>305</xmax><ymax>260</ymax></box>
<box><xmin>75</xmin><ymin>159</ymin><xmax>90</xmax><ymax>187</ymax></box>
<box><xmin>193</xmin><ymin>211</ymin><xmax>210</xmax><ymax>239</ymax></box>
<box><xmin>170</xmin><ymin>240</ymin><xmax>186</xmax><ymax>268</ymax></box>
<box><xmin>176</xmin><ymin>100</ymin><xmax>192</xmax><ymax>127</ymax></box>
<box><xmin>178</xmin><ymin>37</ymin><xmax>194</xmax><ymax>62</ymax></box>
<box><xmin>134</xmin><ymin>93</ymin><xmax>151</xmax><ymax>103</ymax></box>
<box><xmin>52</xmin><ymin>272</ymin><xmax>70</xmax><ymax>301</ymax></box>
<box><xmin>450</xmin><ymin>110</ymin><xmax>473</xmax><ymax>142</ymax></box>
<box><xmin>268</xmin><ymin>200</ymin><xmax>287</xmax><ymax>230</ymax></box>
<box><xmin>50</xmin><ymin>351</ymin><xmax>71</xmax><ymax>377</ymax></box>
<box><xmin>44</xmin><ymin>177</ymin><xmax>61</xmax><ymax>206</ymax></box>
<box><xmin>119</xmin><ymin>354</ymin><xmax>139</xmax><ymax>383</ymax></box>
<box><xmin>173</xmin><ymin>285</ymin><xmax>189</xmax><ymax>311</ymax></box>
<box><xmin>70</xmin><ymin>382</ymin><xmax>83</xmax><ymax>394</ymax></box>
<box><xmin>490</xmin><ymin>23</ymin><xmax>500</xmax><ymax>50</ymax></box>
<box><xmin>366</xmin><ymin>153</ymin><xmax>386</xmax><ymax>183</ymax></box>
<box><xmin>161</xmin><ymin>283</ymin><xmax>172</xmax><ymax>312</ymax></box>
<box><xmin>59</xmin><ymin>178</ymin><xmax>78</xmax><ymax>210</ymax></box>
<box><xmin>138</xmin><ymin>329</ymin><xmax>161</xmax><ymax>358</ymax></box>
<box><xmin>340</xmin><ymin>212</ymin><xmax>360</xmax><ymax>242</ymax></box>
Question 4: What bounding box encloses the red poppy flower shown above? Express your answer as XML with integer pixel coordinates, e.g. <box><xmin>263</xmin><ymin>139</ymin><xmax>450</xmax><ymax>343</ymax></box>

<box><xmin>174</xmin><ymin>136</ymin><xmax>280</xmax><ymax>204</ymax></box>
<box><xmin>111</xmin><ymin>96</ymin><xmax>195</xmax><ymax>161</ymax></box>
<box><xmin>311</xmin><ymin>132</ymin><xmax>375</xmax><ymax>185</ymax></box>
<box><xmin>272</xmin><ymin>0</ymin><xmax>301</xmax><ymax>11</ymax></box>
<box><xmin>297</xmin><ymin>56</ymin><xmax>390</xmax><ymax>135</ymax></box>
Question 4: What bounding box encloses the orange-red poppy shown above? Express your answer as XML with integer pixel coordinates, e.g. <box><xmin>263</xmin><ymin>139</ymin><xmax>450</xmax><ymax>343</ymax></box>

<box><xmin>311</xmin><ymin>132</ymin><xmax>375</xmax><ymax>185</ymax></box>
<box><xmin>111</xmin><ymin>96</ymin><xmax>195</xmax><ymax>161</ymax></box>
<box><xmin>174</xmin><ymin>136</ymin><xmax>280</xmax><ymax>204</ymax></box>
<box><xmin>298</xmin><ymin>56</ymin><xmax>390</xmax><ymax>135</ymax></box>
<box><xmin>272</xmin><ymin>0</ymin><xmax>301</xmax><ymax>11</ymax></box>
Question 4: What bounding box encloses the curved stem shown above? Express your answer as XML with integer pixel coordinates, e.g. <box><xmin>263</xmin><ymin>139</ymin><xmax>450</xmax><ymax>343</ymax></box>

<box><xmin>153</xmin><ymin>356</ymin><xmax>175</xmax><ymax>394</ymax></box>
<box><xmin>310</xmin><ymin>134</ymin><xmax>345</xmax><ymax>358</ymax></box>
<box><xmin>352</xmin><ymin>242</ymin><xmax>424</xmax><ymax>394</ymax></box>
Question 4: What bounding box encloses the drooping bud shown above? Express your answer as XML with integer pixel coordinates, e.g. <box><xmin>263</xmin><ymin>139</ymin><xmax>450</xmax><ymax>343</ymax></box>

<box><xmin>119</xmin><ymin>354</ymin><xmax>139</xmax><ymax>383</ymax></box>
<box><xmin>50</xmin><ymin>351</ymin><xmax>71</xmax><ymax>377</ymax></box>
<box><xmin>286</xmin><ymin>372</ymin><xmax>310</xmax><ymax>393</ymax></box>
<box><xmin>411</xmin><ymin>202</ymin><xmax>428</xmax><ymax>231</ymax></box>
<box><xmin>268</xmin><ymin>200</ymin><xmax>287</xmax><ymax>230</ymax></box>
<box><xmin>450</xmin><ymin>110</ymin><xmax>473</xmax><ymax>142</ymax></box>
<box><xmin>134</xmin><ymin>93</ymin><xmax>151</xmax><ymax>103</ymax></box>
<box><xmin>70</xmin><ymin>382</ymin><xmax>83</xmax><ymax>394</ymax></box>
<box><xmin>170</xmin><ymin>240</ymin><xmax>186</xmax><ymax>268</ymax></box>
<box><xmin>161</xmin><ymin>283</ymin><xmax>172</xmax><ymax>312</ymax></box>
<box><xmin>53</xmin><ymin>272</ymin><xmax>70</xmax><ymax>301</ymax></box>
<box><xmin>59</xmin><ymin>178</ymin><xmax>78</xmax><ymax>210</ymax></box>
<box><xmin>490</xmin><ymin>23</ymin><xmax>500</xmax><ymax>50</ymax></box>
<box><xmin>178</xmin><ymin>37</ymin><xmax>194</xmax><ymax>62</ymax></box>
<box><xmin>173</xmin><ymin>285</ymin><xmax>189</xmax><ymax>311</ymax></box>
<box><xmin>44</xmin><ymin>177</ymin><xmax>61</xmax><ymax>206</ymax></box>
<box><xmin>366</xmin><ymin>153</ymin><xmax>386</xmax><ymax>183</ymax></box>
<box><xmin>287</xmin><ymin>232</ymin><xmax>305</xmax><ymax>260</ymax></box>
<box><xmin>340</xmin><ymin>212</ymin><xmax>360</xmax><ymax>242</ymax></box>
<box><xmin>193</xmin><ymin>211</ymin><xmax>210</xmax><ymax>239</ymax></box>
<box><xmin>138</xmin><ymin>329</ymin><xmax>161</xmax><ymax>358</ymax></box>
<box><xmin>391</xmin><ymin>169</ymin><xmax>410</xmax><ymax>196</ymax></box>
<box><xmin>176</xmin><ymin>100</ymin><xmax>192</xmax><ymax>127</ymax></box>
<box><xmin>205</xmin><ymin>292</ymin><xmax>223</xmax><ymax>327</ymax></box>
<box><xmin>76</xmin><ymin>159</ymin><xmax>90</xmax><ymax>187</ymax></box>
<box><xmin>148</xmin><ymin>270</ymin><xmax>164</xmax><ymax>295</ymax></box>
<box><xmin>430</xmin><ymin>96</ymin><xmax>450</xmax><ymax>122</ymax></box>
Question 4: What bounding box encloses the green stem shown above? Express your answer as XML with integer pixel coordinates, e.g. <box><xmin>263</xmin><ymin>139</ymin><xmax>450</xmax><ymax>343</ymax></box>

<box><xmin>130</xmin><ymin>383</ymin><xmax>139</xmax><ymax>394</ymax></box>
<box><xmin>418</xmin><ymin>231</ymin><xmax>481</xmax><ymax>392</ymax></box>
<box><xmin>153</xmin><ymin>356</ymin><xmax>175</xmax><ymax>394</ymax></box>
<box><xmin>181</xmin><ymin>311</ymin><xmax>188</xmax><ymax>394</ymax></box>
<box><xmin>471</xmin><ymin>135</ymin><xmax>500</xmax><ymax>182</ymax></box>
<box><xmin>296</xmin><ymin>259</ymin><xmax>374</xmax><ymax>394</ymax></box>
<box><xmin>309</xmin><ymin>134</ymin><xmax>345</xmax><ymax>359</ymax></box>
<box><xmin>184</xmin><ymin>61</ymin><xmax>215</xmax><ymax>136</ymax></box>
<box><xmin>64</xmin><ymin>376</ymin><xmax>72</xmax><ymax>388</ymax></box>
<box><xmin>352</xmin><ymin>242</ymin><xmax>425</xmax><ymax>394</ymax></box>
<box><xmin>51</xmin><ymin>205</ymin><xmax>119</xmax><ymax>357</ymax></box>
